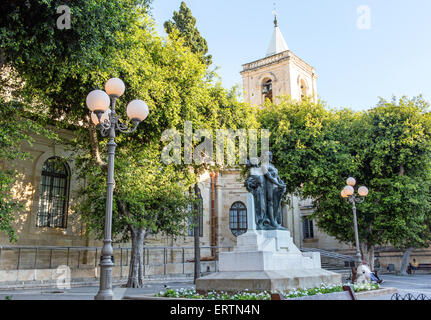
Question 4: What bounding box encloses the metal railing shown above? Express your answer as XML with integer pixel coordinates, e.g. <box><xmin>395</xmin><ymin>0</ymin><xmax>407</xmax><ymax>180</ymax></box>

<box><xmin>301</xmin><ymin>247</ymin><xmax>355</xmax><ymax>262</ymax></box>
<box><xmin>0</xmin><ymin>245</ymin><xmax>233</xmax><ymax>277</ymax></box>
<box><xmin>391</xmin><ymin>293</ymin><xmax>430</xmax><ymax>300</ymax></box>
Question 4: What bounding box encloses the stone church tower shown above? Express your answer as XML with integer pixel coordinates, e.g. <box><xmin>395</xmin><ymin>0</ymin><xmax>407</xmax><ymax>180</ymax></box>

<box><xmin>241</xmin><ymin>14</ymin><xmax>317</xmax><ymax>105</ymax></box>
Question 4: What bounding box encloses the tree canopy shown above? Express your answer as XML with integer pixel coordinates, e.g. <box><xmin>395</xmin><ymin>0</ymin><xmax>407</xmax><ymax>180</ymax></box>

<box><xmin>0</xmin><ymin>0</ymin><xmax>257</xmax><ymax>286</ymax></box>
<box><xmin>258</xmin><ymin>96</ymin><xmax>431</xmax><ymax>264</ymax></box>
<box><xmin>164</xmin><ymin>1</ymin><xmax>212</xmax><ymax>66</ymax></box>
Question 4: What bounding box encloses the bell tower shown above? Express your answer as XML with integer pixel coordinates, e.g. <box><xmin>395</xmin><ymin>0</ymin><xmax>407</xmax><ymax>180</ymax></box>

<box><xmin>241</xmin><ymin>13</ymin><xmax>317</xmax><ymax>105</ymax></box>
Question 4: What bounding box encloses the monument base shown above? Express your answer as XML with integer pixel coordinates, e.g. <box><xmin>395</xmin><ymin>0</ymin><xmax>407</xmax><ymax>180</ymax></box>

<box><xmin>196</xmin><ymin>229</ymin><xmax>342</xmax><ymax>293</ymax></box>
<box><xmin>196</xmin><ymin>269</ymin><xmax>341</xmax><ymax>293</ymax></box>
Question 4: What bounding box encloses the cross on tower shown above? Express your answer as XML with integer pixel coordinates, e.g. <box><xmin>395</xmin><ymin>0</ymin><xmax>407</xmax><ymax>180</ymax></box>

<box><xmin>272</xmin><ymin>3</ymin><xmax>278</xmax><ymax>27</ymax></box>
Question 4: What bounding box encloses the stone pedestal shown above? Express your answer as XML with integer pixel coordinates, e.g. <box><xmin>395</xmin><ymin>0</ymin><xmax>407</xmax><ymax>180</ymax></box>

<box><xmin>196</xmin><ymin>194</ymin><xmax>341</xmax><ymax>293</ymax></box>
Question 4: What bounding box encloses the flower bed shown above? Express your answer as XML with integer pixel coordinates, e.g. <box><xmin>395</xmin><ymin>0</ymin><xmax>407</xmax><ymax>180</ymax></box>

<box><xmin>155</xmin><ymin>283</ymin><xmax>380</xmax><ymax>300</ymax></box>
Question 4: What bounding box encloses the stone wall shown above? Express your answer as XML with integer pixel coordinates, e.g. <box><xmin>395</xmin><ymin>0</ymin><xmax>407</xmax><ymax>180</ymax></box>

<box><xmin>0</xmin><ymin>261</ymin><xmax>219</xmax><ymax>287</ymax></box>
<box><xmin>0</xmin><ymin>128</ymin><xmax>93</xmax><ymax>248</ymax></box>
<box><xmin>214</xmin><ymin>170</ymin><xmax>248</xmax><ymax>248</ymax></box>
<box><xmin>375</xmin><ymin>248</ymin><xmax>431</xmax><ymax>272</ymax></box>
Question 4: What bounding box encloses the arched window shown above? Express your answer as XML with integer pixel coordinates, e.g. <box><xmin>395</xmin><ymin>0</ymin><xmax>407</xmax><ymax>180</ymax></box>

<box><xmin>262</xmin><ymin>78</ymin><xmax>273</xmax><ymax>102</ymax></box>
<box><xmin>229</xmin><ymin>202</ymin><xmax>247</xmax><ymax>237</ymax></box>
<box><xmin>37</xmin><ymin>157</ymin><xmax>70</xmax><ymax>228</ymax></box>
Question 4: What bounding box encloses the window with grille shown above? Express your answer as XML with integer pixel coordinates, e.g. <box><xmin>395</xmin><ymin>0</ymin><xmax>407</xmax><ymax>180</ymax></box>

<box><xmin>302</xmin><ymin>217</ymin><xmax>314</xmax><ymax>239</ymax></box>
<box><xmin>229</xmin><ymin>202</ymin><xmax>247</xmax><ymax>237</ymax></box>
<box><xmin>188</xmin><ymin>189</ymin><xmax>203</xmax><ymax>237</ymax></box>
<box><xmin>36</xmin><ymin>157</ymin><xmax>70</xmax><ymax>228</ymax></box>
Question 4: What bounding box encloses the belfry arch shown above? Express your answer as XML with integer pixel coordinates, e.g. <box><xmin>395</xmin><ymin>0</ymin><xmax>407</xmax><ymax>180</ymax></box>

<box><xmin>298</xmin><ymin>77</ymin><xmax>308</xmax><ymax>101</ymax></box>
<box><xmin>262</xmin><ymin>78</ymin><xmax>273</xmax><ymax>103</ymax></box>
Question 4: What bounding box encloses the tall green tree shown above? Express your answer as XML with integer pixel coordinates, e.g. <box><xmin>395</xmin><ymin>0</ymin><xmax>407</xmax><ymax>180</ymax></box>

<box><xmin>353</xmin><ymin>97</ymin><xmax>431</xmax><ymax>270</ymax></box>
<box><xmin>258</xmin><ymin>96</ymin><xmax>431</xmax><ymax>270</ymax></box>
<box><xmin>0</xmin><ymin>0</ymin><xmax>150</xmax><ymax>246</ymax></box>
<box><xmin>74</xmin><ymin>142</ymin><xmax>195</xmax><ymax>288</ymax></box>
<box><xmin>1</xmin><ymin>0</ymin><xmax>257</xmax><ymax>287</ymax></box>
<box><xmin>164</xmin><ymin>1</ymin><xmax>212</xmax><ymax>65</ymax></box>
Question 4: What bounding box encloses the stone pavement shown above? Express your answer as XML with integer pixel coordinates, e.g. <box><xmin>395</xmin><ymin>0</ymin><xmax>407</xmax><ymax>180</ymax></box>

<box><xmin>362</xmin><ymin>274</ymin><xmax>431</xmax><ymax>300</ymax></box>
<box><xmin>0</xmin><ymin>280</ymin><xmax>195</xmax><ymax>300</ymax></box>
<box><xmin>0</xmin><ymin>274</ymin><xmax>430</xmax><ymax>300</ymax></box>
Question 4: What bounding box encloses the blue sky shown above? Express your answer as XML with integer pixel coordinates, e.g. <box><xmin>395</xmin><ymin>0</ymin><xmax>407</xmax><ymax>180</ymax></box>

<box><xmin>150</xmin><ymin>0</ymin><xmax>431</xmax><ymax>110</ymax></box>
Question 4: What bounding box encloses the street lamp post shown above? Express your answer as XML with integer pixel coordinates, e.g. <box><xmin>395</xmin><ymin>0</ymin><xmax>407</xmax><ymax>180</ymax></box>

<box><xmin>340</xmin><ymin>177</ymin><xmax>369</xmax><ymax>268</ymax></box>
<box><xmin>86</xmin><ymin>78</ymin><xmax>149</xmax><ymax>300</ymax></box>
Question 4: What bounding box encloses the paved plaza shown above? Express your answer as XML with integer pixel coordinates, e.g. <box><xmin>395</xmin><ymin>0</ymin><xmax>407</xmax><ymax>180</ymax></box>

<box><xmin>364</xmin><ymin>274</ymin><xmax>431</xmax><ymax>300</ymax></box>
<box><xmin>0</xmin><ymin>274</ymin><xmax>430</xmax><ymax>300</ymax></box>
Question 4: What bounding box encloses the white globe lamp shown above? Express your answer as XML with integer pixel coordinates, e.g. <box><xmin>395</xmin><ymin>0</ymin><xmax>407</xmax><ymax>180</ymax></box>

<box><xmin>105</xmin><ymin>78</ymin><xmax>125</xmax><ymax>97</ymax></box>
<box><xmin>126</xmin><ymin>100</ymin><xmax>149</xmax><ymax>122</ymax></box>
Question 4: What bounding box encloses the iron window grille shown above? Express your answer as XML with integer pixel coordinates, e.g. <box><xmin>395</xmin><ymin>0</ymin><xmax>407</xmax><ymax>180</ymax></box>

<box><xmin>229</xmin><ymin>201</ymin><xmax>247</xmax><ymax>237</ymax></box>
<box><xmin>36</xmin><ymin>157</ymin><xmax>70</xmax><ymax>228</ymax></box>
<box><xmin>302</xmin><ymin>217</ymin><xmax>314</xmax><ymax>239</ymax></box>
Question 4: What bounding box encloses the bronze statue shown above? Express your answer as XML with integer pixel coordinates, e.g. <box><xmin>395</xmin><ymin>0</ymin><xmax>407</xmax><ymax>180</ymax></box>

<box><xmin>245</xmin><ymin>157</ymin><xmax>268</xmax><ymax>229</ymax></box>
<box><xmin>245</xmin><ymin>152</ymin><xmax>287</xmax><ymax>230</ymax></box>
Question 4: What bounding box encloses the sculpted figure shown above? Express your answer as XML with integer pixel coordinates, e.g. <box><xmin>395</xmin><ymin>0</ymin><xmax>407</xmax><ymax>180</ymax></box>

<box><xmin>245</xmin><ymin>157</ymin><xmax>268</xmax><ymax>229</ymax></box>
<box><xmin>261</xmin><ymin>151</ymin><xmax>287</xmax><ymax>230</ymax></box>
<box><xmin>355</xmin><ymin>264</ymin><xmax>371</xmax><ymax>284</ymax></box>
<box><xmin>245</xmin><ymin>152</ymin><xmax>287</xmax><ymax>230</ymax></box>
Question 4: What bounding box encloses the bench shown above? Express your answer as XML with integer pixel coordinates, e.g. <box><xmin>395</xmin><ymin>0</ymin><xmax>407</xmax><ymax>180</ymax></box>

<box><xmin>418</xmin><ymin>263</ymin><xmax>431</xmax><ymax>271</ymax></box>
<box><xmin>408</xmin><ymin>263</ymin><xmax>431</xmax><ymax>274</ymax></box>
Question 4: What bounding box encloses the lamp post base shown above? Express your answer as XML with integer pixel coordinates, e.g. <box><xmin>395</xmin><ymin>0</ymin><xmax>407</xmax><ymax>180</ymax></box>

<box><xmin>95</xmin><ymin>291</ymin><xmax>115</xmax><ymax>300</ymax></box>
<box><xmin>95</xmin><ymin>257</ymin><xmax>115</xmax><ymax>300</ymax></box>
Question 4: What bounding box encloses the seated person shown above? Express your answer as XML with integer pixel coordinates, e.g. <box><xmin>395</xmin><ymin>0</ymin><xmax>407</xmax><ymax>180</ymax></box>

<box><xmin>411</xmin><ymin>259</ymin><xmax>419</xmax><ymax>274</ymax></box>
<box><xmin>361</xmin><ymin>260</ymin><xmax>384</xmax><ymax>284</ymax></box>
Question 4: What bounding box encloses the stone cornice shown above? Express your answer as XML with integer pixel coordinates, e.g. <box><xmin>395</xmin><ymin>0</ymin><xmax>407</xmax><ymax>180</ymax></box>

<box><xmin>241</xmin><ymin>51</ymin><xmax>291</xmax><ymax>73</ymax></box>
<box><xmin>241</xmin><ymin>50</ymin><xmax>317</xmax><ymax>78</ymax></box>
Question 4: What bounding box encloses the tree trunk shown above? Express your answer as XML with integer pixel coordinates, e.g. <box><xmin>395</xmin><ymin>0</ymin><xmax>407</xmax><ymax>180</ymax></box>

<box><xmin>82</xmin><ymin>236</ymin><xmax>90</xmax><ymax>265</ymax></box>
<box><xmin>400</xmin><ymin>248</ymin><xmax>414</xmax><ymax>276</ymax></box>
<box><xmin>360</xmin><ymin>242</ymin><xmax>375</xmax><ymax>270</ymax></box>
<box><xmin>360</xmin><ymin>242</ymin><xmax>367</xmax><ymax>264</ymax></box>
<box><xmin>194</xmin><ymin>183</ymin><xmax>201</xmax><ymax>284</ymax></box>
<box><xmin>368</xmin><ymin>245</ymin><xmax>375</xmax><ymax>271</ymax></box>
<box><xmin>126</xmin><ymin>226</ymin><xmax>146</xmax><ymax>288</ymax></box>
<box><xmin>87</xmin><ymin>118</ymin><xmax>107</xmax><ymax>169</ymax></box>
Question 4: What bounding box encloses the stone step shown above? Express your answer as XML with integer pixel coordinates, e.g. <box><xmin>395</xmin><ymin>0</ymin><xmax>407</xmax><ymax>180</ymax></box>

<box><xmin>320</xmin><ymin>263</ymin><xmax>352</xmax><ymax>282</ymax></box>
<box><xmin>321</xmin><ymin>264</ymin><xmax>351</xmax><ymax>274</ymax></box>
